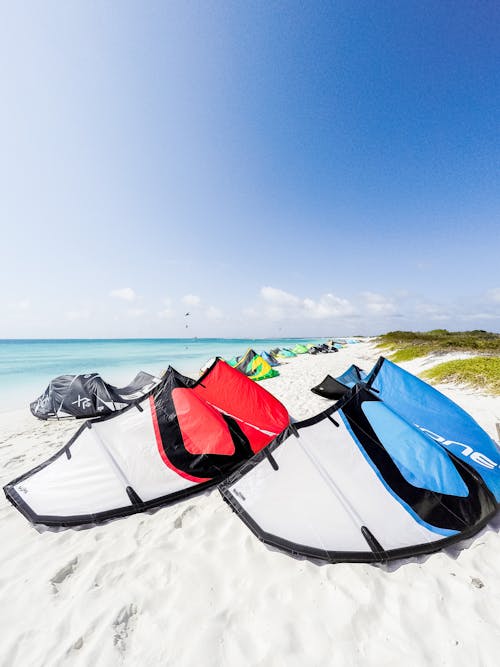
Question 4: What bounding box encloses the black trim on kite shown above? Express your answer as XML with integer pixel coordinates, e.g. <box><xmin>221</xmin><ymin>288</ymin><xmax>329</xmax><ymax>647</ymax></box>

<box><xmin>126</xmin><ymin>486</ymin><xmax>144</xmax><ymax>507</ymax></box>
<box><xmin>361</xmin><ymin>526</ymin><xmax>386</xmax><ymax>560</ymax></box>
<box><xmin>326</xmin><ymin>414</ymin><xmax>340</xmax><ymax>427</ymax></box>
<box><xmin>264</xmin><ymin>449</ymin><xmax>279</xmax><ymax>471</ymax></box>
<box><xmin>5</xmin><ymin>478</ymin><xmax>221</xmax><ymax>528</ymax></box>
<box><xmin>365</xmin><ymin>356</ymin><xmax>386</xmax><ymax>390</ymax></box>
<box><xmin>220</xmin><ymin>485</ymin><xmax>496</xmax><ymax>564</ymax></box>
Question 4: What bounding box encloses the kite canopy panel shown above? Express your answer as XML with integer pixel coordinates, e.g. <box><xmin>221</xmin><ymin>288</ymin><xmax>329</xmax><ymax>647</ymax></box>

<box><xmin>4</xmin><ymin>360</ymin><xmax>289</xmax><ymax>527</ymax></box>
<box><xmin>275</xmin><ymin>348</ymin><xmax>296</xmax><ymax>358</ymax></box>
<box><xmin>260</xmin><ymin>351</ymin><xmax>280</xmax><ymax>367</ymax></box>
<box><xmin>30</xmin><ymin>371</ymin><xmax>160</xmax><ymax>419</ymax></box>
<box><xmin>308</xmin><ymin>344</ymin><xmax>332</xmax><ymax>355</ymax></box>
<box><xmin>336</xmin><ymin>364</ymin><xmax>367</xmax><ymax>388</ymax></box>
<box><xmin>233</xmin><ymin>349</ymin><xmax>279</xmax><ymax>381</ymax></box>
<box><xmin>291</xmin><ymin>344</ymin><xmax>309</xmax><ymax>354</ymax></box>
<box><xmin>311</xmin><ymin>364</ymin><xmax>368</xmax><ymax>400</ymax></box>
<box><xmin>311</xmin><ymin>375</ymin><xmax>351</xmax><ymax>400</ymax></box>
<box><xmin>221</xmin><ymin>361</ymin><xmax>499</xmax><ymax>563</ymax></box>
<box><xmin>367</xmin><ymin>358</ymin><xmax>500</xmax><ymax>502</ymax></box>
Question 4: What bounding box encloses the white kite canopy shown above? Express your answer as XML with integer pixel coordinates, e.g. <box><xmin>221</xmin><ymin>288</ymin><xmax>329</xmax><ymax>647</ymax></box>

<box><xmin>220</xmin><ymin>362</ymin><xmax>499</xmax><ymax>563</ymax></box>
<box><xmin>4</xmin><ymin>360</ymin><xmax>289</xmax><ymax>527</ymax></box>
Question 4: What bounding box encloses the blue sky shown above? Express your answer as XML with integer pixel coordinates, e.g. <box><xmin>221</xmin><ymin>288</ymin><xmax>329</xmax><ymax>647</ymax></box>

<box><xmin>1</xmin><ymin>1</ymin><xmax>499</xmax><ymax>338</ymax></box>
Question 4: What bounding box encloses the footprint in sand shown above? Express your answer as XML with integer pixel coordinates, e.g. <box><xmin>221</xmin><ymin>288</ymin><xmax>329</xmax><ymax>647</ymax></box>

<box><xmin>66</xmin><ymin>636</ymin><xmax>84</xmax><ymax>655</ymax></box>
<box><xmin>113</xmin><ymin>603</ymin><xmax>138</xmax><ymax>653</ymax></box>
<box><xmin>471</xmin><ymin>577</ymin><xmax>485</xmax><ymax>589</ymax></box>
<box><xmin>50</xmin><ymin>556</ymin><xmax>79</xmax><ymax>594</ymax></box>
<box><xmin>174</xmin><ymin>504</ymin><xmax>196</xmax><ymax>529</ymax></box>
<box><xmin>5</xmin><ymin>454</ymin><xmax>26</xmax><ymax>468</ymax></box>
<box><xmin>0</xmin><ymin>440</ymin><xmax>14</xmax><ymax>449</ymax></box>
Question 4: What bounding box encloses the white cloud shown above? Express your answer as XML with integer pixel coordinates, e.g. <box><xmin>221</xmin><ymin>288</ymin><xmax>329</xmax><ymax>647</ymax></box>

<box><xmin>303</xmin><ymin>294</ymin><xmax>355</xmax><ymax>319</ymax></box>
<box><xmin>261</xmin><ymin>286</ymin><xmax>301</xmax><ymax>308</ymax></box>
<box><xmin>360</xmin><ymin>292</ymin><xmax>396</xmax><ymax>315</ymax></box>
<box><xmin>109</xmin><ymin>288</ymin><xmax>136</xmax><ymax>301</ymax></box>
<box><xmin>182</xmin><ymin>294</ymin><xmax>201</xmax><ymax>307</ymax></box>
<box><xmin>255</xmin><ymin>286</ymin><xmax>500</xmax><ymax>331</ymax></box>
<box><xmin>259</xmin><ymin>286</ymin><xmax>355</xmax><ymax>320</ymax></box>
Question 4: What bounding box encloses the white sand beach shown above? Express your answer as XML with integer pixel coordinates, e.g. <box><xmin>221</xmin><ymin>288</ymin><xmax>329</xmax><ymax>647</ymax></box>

<box><xmin>1</xmin><ymin>342</ymin><xmax>500</xmax><ymax>667</ymax></box>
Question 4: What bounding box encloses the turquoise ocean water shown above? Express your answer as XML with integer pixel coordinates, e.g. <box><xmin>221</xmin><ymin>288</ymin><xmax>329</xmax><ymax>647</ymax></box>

<box><xmin>0</xmin><ymin>338</ymin><xmax>322</xmax><ymax>412</ymax></box>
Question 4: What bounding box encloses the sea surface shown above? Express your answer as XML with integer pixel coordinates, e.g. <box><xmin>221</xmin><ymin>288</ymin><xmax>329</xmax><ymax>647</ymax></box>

<box><xmin>0</xmin><ymin>338</ymin><xmax>323</xmax><ymax>412</ymax></box>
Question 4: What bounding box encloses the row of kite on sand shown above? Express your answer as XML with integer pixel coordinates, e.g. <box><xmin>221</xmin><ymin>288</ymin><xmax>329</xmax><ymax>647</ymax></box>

<box><xmin>29</xmin><ymin>339</ymin><xmax>360</xmax><ymax>420</ymax></box>
<box><xmin>5</xmin><ymin>339</ymin><xmax>500</xmax><ymax>565</ymax></box>
<box><xmin>225</xmin><ymin>340</ymin><xmax>350</xmax><ymax>381</ymax></box>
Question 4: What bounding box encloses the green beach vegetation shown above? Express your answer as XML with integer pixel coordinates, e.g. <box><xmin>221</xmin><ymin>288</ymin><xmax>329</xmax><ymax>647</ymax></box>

<box><xmin>378</xmin><ymin>329</ymin><xmax>500</xmax><ymax>363</ymax></box>
<box><xmin>377</xmin><ymin>330</ymin><xmax>500</xmax><ymax>394</ymax></box>
<box><xmin>421</xmin><ymin>357</ymin><xmax>500</xmax><ymax>395</ymax></box>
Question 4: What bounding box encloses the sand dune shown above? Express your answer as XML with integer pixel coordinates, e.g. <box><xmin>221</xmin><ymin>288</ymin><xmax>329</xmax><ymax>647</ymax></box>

<box><xmin>1</xmin><ymin>342</ymin><xmax>500</xmax><ymax>666</ymax></box>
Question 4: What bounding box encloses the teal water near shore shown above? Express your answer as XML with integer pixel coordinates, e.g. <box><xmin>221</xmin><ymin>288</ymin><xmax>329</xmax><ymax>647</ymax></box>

<box><xmin>0</xmin><ymin>338</ymin><xmax>322</xmax><ymax>411</ymax></box>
